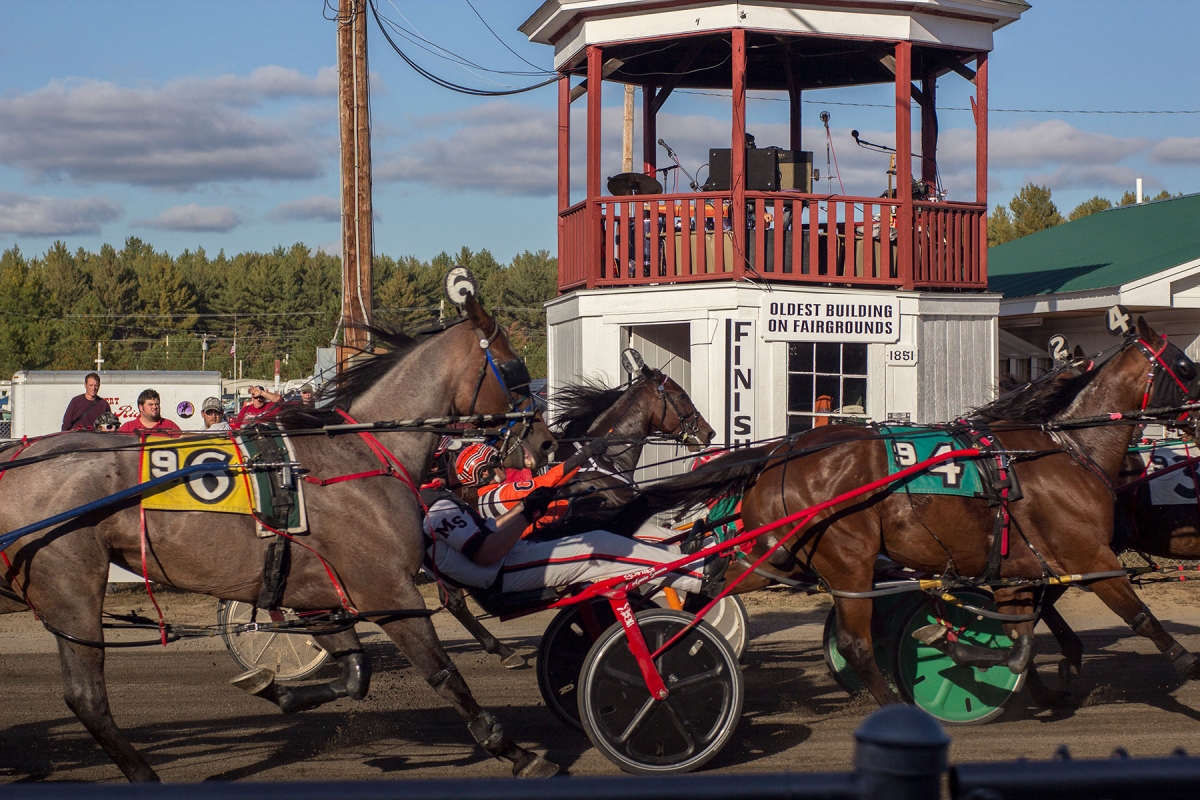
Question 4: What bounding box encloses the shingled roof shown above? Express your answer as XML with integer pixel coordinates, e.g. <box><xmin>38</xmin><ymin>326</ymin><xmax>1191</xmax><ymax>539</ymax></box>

<box><xmin>987</xmin><ymin>193</ymin><xmax>1200</xmax><ymax>299</ymax></box>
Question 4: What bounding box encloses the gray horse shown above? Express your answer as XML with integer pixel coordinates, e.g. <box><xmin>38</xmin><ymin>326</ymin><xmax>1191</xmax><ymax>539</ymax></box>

<box><xmin>0</xmin><ymin>294</ymin><xmax>558</xmax><ymax>781</ymax></box>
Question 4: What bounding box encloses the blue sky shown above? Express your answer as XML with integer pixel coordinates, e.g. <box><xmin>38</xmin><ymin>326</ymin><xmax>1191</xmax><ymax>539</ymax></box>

<box><xmin>1</xmin><ymin>0</ymin><xmax>1198</xmax><ymax>265</ymax></box>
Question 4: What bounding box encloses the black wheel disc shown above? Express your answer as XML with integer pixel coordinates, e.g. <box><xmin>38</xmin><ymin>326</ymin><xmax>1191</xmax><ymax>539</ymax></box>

<box><xmin>536</xmin><ymin>600</ymin><xmax>617</xmax><ymax>729</ymax></box>
<box><xmin>578</xmin><ymin>608</ymin><xmax>743</xmax><ymax>775</ymax></box>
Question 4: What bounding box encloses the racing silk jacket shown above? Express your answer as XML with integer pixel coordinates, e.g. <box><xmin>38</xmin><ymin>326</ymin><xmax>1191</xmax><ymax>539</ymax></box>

<box><xmin>475</xmin><ymin>462</ymin><xmax>579</xmax><ymax>535</ymax></box>
<box><xmin>421</xmin><ymin>491</ymin><xmax>503</xmax><ymax>588</ymax></box>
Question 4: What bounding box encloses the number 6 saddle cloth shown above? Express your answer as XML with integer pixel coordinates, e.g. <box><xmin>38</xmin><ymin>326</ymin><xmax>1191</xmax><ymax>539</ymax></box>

<box><xmin>878</xmin><ymin>424</ymin><xmax>1020</xmax><ymax>503</ymax></box>
<box><xmin>137</xmin><ymin>427</ymin><xmax>308</xmax><ymax>534</ymax></box>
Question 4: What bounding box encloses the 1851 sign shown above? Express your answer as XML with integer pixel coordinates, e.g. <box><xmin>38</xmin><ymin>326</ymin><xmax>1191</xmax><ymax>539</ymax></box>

<box><xmin>760</xmin><ymin>293</ymin><xmax>901</xmax><ymax>343</ymax></box>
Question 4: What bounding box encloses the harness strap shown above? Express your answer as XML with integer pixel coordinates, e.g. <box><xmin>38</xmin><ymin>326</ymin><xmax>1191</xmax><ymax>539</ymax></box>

<box><xmin>255</xmin><ymin>514</ymin><xmax>358</xmax><ymax>613</ymax></box>
<box><xmin>303</xmin><ymin>468</ymin><xmax>391</xmax><ymax>487</ymax></box>
<box><xmin>301</xmin><ymin>409</ymin><xmax>425</xmax><ymax>512</ymax></box>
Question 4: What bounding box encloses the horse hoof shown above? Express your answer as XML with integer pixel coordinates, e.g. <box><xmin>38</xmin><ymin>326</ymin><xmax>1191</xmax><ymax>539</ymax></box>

<box><xmin>513</xmin><ymin>753</ymin><xmax>559</xmax><ymax>778</ymax></box>
<box><xmin>500</xmin><ymin>653</ymin><xmax>527</xmax><ymax>670</ymax></box>
<box><xmin>229</xmin><ymin>668</ymin><xmax>276</xmax><ymax>696</ymax></box>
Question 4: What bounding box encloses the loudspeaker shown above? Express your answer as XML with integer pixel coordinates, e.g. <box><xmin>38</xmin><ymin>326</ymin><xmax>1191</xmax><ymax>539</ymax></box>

<box><xmin>704</xmin><ymin>148</ymin><xmax>778</xmax><ymax>191</ymax></box>
<box><xmin>776</xmin><ymin>150</ymin><xmax>814</xmax><ymax>192</ymax></box>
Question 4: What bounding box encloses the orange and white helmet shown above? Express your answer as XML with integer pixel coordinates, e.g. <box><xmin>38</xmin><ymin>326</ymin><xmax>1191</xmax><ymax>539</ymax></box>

<box><xmin>455</xmin><ymin>443</ymin><xmax>501</xmax><ymax>487</ymax></box>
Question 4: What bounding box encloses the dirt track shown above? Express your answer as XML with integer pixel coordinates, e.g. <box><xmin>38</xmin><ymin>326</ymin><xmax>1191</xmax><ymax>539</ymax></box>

<box><xmin>3</xmin><ymin>583</ymin><xmax>1200</xmax><ymax>783</ymax></box>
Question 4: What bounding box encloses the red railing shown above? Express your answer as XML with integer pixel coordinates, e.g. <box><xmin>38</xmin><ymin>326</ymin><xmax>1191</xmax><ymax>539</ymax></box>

<box><xmin>557</xmin><ymin>193</ymin><xmax>987</xmax><ymax>292</ymax></box>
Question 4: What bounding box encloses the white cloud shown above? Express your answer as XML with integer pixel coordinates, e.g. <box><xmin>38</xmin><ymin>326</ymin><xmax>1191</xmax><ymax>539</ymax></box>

<box><xmin>0</xmin><ymin>192</ymin><xmax>121</xmax><ymax>236</ymax></box>
<box><xmin>1024</xmin><ymin>164</ymin><xmax>1159</xmax><ymax>192</ymax></box>
<box><xmin>0</xmin><ymin>69</ymin><xmax>334</xmax><ymax>190</ymax></box>
<box><xmin>317</xmin><ymin>240</ymin><xmax>341</xmax><ymax>259</ymax></box>
<box><xmin>268</xmin><ymin>195</ymin><xmax>340</xmax><ymax>223</ymax></box>
<box><xmin>940</xmin><ymin>120</ymin><xmax>1148</xmax><ymax>170</ymax></box>
<box><xmin>135</xmin><ymin>204</ymin><xmax>241</xmax><ymax>232</ymax></box>
<box><xmin>1150</xmin><ymin>137</ymin><xmax>1200</xmax><ymax>165</ymax></box>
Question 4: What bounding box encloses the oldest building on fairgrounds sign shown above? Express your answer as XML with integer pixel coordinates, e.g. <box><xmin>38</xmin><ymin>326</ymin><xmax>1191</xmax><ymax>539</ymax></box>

<box><xmin>760</xmin><ymin>293</ymin><xmax>900</xmax><ymax>343</ymax></box>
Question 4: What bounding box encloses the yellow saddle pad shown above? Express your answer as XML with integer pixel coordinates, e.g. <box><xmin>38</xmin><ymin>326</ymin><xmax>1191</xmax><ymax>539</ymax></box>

<box><xmin>139</xmin><ymin>435</ymin><xmax>252</xmax><ymax>515</ymax></box>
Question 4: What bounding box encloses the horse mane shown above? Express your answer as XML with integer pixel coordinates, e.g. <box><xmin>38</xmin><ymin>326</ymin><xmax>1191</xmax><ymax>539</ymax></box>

<box><xmin>971</xmin><ymin>362</ymin><xmax>1102</xmax><ymax>423</ymax></box>
<box><xmin>271</xmin><ymin>323</ymin><xmax>431</xmax><ymax>429</ymax></box>
<box><xmin>549</xmin><ymin>378</ymin><xmax>628</xmax><ymax>440</ymax></box>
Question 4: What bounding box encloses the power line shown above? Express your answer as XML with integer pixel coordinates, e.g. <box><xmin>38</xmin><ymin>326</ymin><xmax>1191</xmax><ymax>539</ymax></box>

<box><xmin>463</xmin><ymin>0</ymin><xmax>553</xmax><ymax>74</ymax></box>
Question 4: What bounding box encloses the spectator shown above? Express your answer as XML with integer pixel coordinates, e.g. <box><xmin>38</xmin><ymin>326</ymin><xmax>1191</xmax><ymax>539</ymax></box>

<box><xmin>118</xmin><ymin>389</ymin><xmax>182</xmax><ymax>434</ymax></box>
<box><xmin>92</xmin><ymin>412</ymin><xmax>120</xmax><ymax>432</ymax></box>
<box><xmin>201</xmin><ymin>396</ymin><xmax>231</xmax><ymax>433</ymax></box>
<box><xmin>299</xmin><ymin>383</ymin><xmax>315</xmax><ymax>404</ymax></box>
<box><xmin>61</xmin><ymin>372</ymin><xmax>112</xmax><ymax>431</ymax></box>
<box><xmin>234</xmin><ymin>385</ymin><xmax>281</xmax><ymax>427</ymax></box>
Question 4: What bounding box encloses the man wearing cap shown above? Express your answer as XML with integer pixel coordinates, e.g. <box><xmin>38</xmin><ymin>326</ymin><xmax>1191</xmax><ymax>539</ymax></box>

<box><xmin>201</xmin><ymin>397</ymin><xmax>231</xmax><ymax>432</ymax></box>
<box><xmin>118</xmin><ymin>389</ymin><xmax>181</xmax><ymax>434</ymax></box>
<box><xmin>61</xmin><ymin>372</ymin><xmax>112</xmax><ymax>431</ymax></box>
<box><xmin>234</xmin><ymin>385</ymin><xmax>281</xmax><ymax>427</ymax></box>
<box><xmin>299</xmin><ymin>383</ymin><xmax>315</xmax><ymax>404</ymax></box>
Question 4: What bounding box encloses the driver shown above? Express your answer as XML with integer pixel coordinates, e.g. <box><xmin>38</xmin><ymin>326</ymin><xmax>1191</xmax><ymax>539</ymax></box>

<box><xmin>423</xmin><ymin>441</ymin><xmax>717</xmax><ymax>596</ymax></box>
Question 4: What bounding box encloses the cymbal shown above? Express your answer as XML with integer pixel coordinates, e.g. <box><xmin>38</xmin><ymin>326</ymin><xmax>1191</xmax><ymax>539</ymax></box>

<box><xmin>607</xmin><ymin>172</ymin><xmax>663</xmax><ymax>196</ymax></box>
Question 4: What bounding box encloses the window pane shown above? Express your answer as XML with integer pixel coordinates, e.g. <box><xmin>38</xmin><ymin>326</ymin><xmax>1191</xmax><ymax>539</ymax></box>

<box><xmin>788</xmin><ymin>374</ymin><xmax>814</xmax><ymax>412</ymax></box>
<box><xmin>814</xmin><ymin>374</ymin><xmax>840</xmax><ymax>410</ymax></box>
<box><xmin>843</xmin><ymin>343</ymin><xmax>868</xmax><ymax>375</ymax></box>
<box><xmin>843</xmin><ymin>377</ymin><xmax>867</xmax><ymax>409</ymax></box>
<box><xmin>788</xmin><ymin>414</ymin><xmax>813</xmax><ymax>435</ymax></box>
<box><xmin>815</xmin><ymin>342</ymin><xmax>841</xmax><ymax>373</ymax></box>
<box><xmin>788</xmin><ymin>342</ymin><xmax>813</xmax><ymax>373</ymax></box>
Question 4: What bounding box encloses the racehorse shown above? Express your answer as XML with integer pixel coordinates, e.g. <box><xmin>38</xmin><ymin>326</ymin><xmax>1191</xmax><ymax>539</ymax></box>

<box><xmin>598</xmin><ymin>318</ymin><xmax>1200</xmax><ymax>709</ymax></box>
<box><xmin>0</xmin><ymin>294</ymin><xmax>559</xmax><ymax>782</ymax></box>
<box><xmin>440</xmin><ymin>363</ymin><xmax>715</xmax><ymax>665</ymax></box>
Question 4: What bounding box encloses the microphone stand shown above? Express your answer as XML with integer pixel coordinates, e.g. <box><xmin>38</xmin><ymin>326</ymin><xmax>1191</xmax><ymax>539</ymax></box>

<box><xmin>658</xmin><ymin>139</ymin><xmax>700</xmax><ymax>191</ymax></box>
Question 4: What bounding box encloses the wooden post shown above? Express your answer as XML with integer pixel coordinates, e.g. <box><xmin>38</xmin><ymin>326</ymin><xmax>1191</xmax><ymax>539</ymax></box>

<box><xmin>622</xmin><ymin>84</ymin><xmax>635</xmax><ymax>173</ymax></box>
<box><xmin>921</xmin><ymin>72</ymin><xmax>938</xmax><ymax>187</ymax></box>
<box><xmin>557</xmin><ymin>73</ymin><xmax>570</xmax><ymax>293</ymax></box>
<box><xmin>337</xmin><ymin>0</ymin><xmax>373</xmax><ymax>368</ymax></box>
<box><xmin>586</xmin><ymin>45</ymin><xmax>602</xmax><ymax>289</ymax></box>
<box><xmin>643</xmin><ymin>85</ymin><xmax>657</xmax><ymax>176</ymax></box>
<box><xmin>894</xmin><ymin>40</ymin><xmax>913</xmax><ymax>290</ymax></box>
<box><xmin>785</xmin><ymin>46</ymin><xmax>801</xmax><ymax>152</ymax></box>
<box><xmin>976</xmin><ymin>52</ymin><xmax>988</xmax><ymax>277</ymax></box>
<box><xmin>731</xmin><ymin>28</ymin><xmax>747</xmax><ymax>280</ymax></box>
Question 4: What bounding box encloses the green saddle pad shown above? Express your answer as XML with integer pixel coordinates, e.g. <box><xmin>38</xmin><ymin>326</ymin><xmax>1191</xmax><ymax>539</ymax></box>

<box><xmin>880</xmin><ymin>426</ymin><xmax>983</xmax><ymax>498</ymax></box>
<box><xmin>237</xmin><ymin>425</ymin><xmax>307</xmax><ymax>532</ymax></box>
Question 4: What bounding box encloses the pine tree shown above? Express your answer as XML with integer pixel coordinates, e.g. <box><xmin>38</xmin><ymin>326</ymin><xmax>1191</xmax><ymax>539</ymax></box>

<box><xmin>1068</xmin><ymin>195</ymin><xmax>1113</xmax><ymax>221</ymax></box>
<box><xmin>1008</xmin><ymin>184</ymin><xmax>1064</xmax><ymax>239</ymax></box>
<box><xmin>987</xmin><ymin>204</ymin><xmax>1015</xmax><ymax>247</ymax></box>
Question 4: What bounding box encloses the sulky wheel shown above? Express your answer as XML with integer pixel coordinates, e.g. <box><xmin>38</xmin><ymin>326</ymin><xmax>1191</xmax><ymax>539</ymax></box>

<box><xmin>678</xmin><ymin>594</ymin><xmax>750</xmax><ymax>661</ymax></box>
<box><xmin>218</xmin><ymin>600</ymin><xmax>331</xmax><ymax>682</ymax></box>
<box><xmin>536</xmin><ymin>599</ymin><xmax>618</xmax><ymax>729</ymax></box>
<box><xmin>577</xmin><ymin>608</ymin><xmax>743</xmax><ymax>775</ymax></box>
<box><xmin>892</xmin><ymin>589</ymin><xmax>1026</xmax><ymax>725</ymax></box>
<box><xmin>822</xmin><ymin>592</ymin><xmax>922</xmax><ymax>694</ymax></box>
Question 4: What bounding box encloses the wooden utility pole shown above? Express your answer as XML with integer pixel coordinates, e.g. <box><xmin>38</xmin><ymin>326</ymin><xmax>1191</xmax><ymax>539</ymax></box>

<box><xmin>337</xmin><ymin>0</ymin><xmax>374</xmax><ymax>368</ymax></box>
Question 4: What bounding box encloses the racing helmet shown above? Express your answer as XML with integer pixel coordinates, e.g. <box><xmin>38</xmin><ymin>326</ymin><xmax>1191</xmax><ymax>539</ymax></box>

<box><xmin>455</xmin><ymin>443</ymin><xmax>500</xmax><ymax>487</ymax></box>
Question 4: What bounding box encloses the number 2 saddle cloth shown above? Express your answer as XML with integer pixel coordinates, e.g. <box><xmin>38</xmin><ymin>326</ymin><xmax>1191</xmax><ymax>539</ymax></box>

<box><xmin>136</xmin><ymin>425</ymin><xmax>308</xmax><ymax>534</ymax></box>
<box><xmin>879</xmin><ymin>424</ymin><xmax>1020</xmax><ymax>503</ymax></box>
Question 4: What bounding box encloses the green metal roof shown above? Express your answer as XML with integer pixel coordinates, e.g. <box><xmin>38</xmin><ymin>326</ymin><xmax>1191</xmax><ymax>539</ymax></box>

<box><xmin>987</xmin><ymin>193</ymin><xmax>1200</xmax><ymax>298</ymax></box>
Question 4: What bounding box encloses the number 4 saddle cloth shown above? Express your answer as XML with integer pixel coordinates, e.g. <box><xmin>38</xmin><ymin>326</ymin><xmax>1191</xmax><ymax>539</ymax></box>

<box><xmin>137</xmin><ymin>426</ymin><xmax>307</xmax><ymax>534</ymax></box>
<box><xmin>878</xmin><ymin>424</ymin><xmax>1021</xmax><ymax>503</ymax></box>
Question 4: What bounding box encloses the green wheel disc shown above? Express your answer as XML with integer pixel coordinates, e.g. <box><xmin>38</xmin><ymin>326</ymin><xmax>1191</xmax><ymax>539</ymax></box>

<box><xmin>893</xmin><ymin>589</ymin><xmax>1025</xmax><ymax>725</ymax></box>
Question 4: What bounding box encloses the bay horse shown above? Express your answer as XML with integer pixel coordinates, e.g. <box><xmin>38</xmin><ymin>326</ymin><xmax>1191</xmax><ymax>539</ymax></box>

<box><xmin>0</xmin><ymin>294</ymin><xmax>559</xmax><ymax>781</ymax></box>
<box><xmin>602</xmin><ymin>318</ymin><xmax>1200</xmax><ymax>709</ymax></box>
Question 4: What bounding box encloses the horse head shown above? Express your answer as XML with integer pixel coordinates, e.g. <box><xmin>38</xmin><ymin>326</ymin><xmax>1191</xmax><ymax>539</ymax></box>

<box><xmin>639</xmin><ymin>369</ymin><xmax>716</xmax><ymax>451</ymax></box>
<box><xmin>1126</xmin><ymin>317</ymin><xmax>1200</xmax><ymax>414</ymax></box>
<box><xmin>454</xmin><ymin>293</ymin><xmax>557</xmax><ymax>471</ymax></box>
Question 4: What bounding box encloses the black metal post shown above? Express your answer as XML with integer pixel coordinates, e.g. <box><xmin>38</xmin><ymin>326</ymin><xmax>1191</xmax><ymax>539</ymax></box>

<box><xmin>853</xmin><ymin>704</ymin><xmax>950</xmax><ymax>800</ymax></box>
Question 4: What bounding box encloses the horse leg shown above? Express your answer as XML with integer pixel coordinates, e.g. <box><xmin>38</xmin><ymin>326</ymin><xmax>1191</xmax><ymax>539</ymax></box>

<box><xmin>375</xmin><ymin>591</ymin><xmax>557</xmax><ymax>778</ymax></box>
<box><xmin>833</xmin><ymin>596</ymin><xmax>901</xmax><ymax>706</ymax></box>
<box><xmin>1089</xmin><ymin>576</ymin><xmax>1200</xmax><ymax>678</ymax></box>
<box><xmin>992</xmin><ymin>587</ymin><xmax>1072</xmax><ymax>708</ymax></box>
<box><xmin>444</xmin><ymin>588</ymin><xmax>525</xmax><ymax>669</ymax></box>
<box><xmin>231</xmin><ymin>629</ymin><xmax>373</xmax><ymax>714</ymax></box>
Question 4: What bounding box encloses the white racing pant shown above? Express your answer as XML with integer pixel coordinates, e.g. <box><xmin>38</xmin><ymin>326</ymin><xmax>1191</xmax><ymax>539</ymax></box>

<box><xmin>497</xmin><ymin>530</ymin><xmax>704</xmax><ymax>595</ymax></box>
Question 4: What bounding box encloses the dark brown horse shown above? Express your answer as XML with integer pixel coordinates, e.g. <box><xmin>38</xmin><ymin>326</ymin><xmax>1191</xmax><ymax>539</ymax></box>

<box><xmin>0</xmin><ymin>294</ymin><xmax>559</xmax><ymax>781</ymax></box>
<box><xmin>605</xmin><ymin>318</ymin><xmax>1200</xmax><ymax>709</ymax></box>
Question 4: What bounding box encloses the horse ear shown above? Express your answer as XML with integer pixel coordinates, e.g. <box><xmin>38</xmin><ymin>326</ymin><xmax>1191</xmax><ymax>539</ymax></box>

<box><xmin>1136</xmin><ymin>315</ymin><xmax>1157</xmax><ymax>343</ymax></box>
<box><xmin>463</xmin><ymin>292</ymin><xmax>495</xmax><ymax>336</ymax></box>
<box><xmin>1072</xmin><ymin>345</ymin><xmax>1084</xmax><ymax>358</ymax></box>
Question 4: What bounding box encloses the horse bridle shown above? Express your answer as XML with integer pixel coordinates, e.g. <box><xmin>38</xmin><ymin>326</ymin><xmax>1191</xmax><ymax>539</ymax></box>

<box><xmin>1133</xmin><ymin>335</ymin><xmax>1199</xmax><ymax>416</ymax></box>
<box><xmin>648</xmin><ymin>370</ymin><xmax>705</xmax><ymax>447</ymax></box>
<box><xmin>468</xmin><ymin>323</ymin><xmax>538</xmax><ymax>461</ymax></box>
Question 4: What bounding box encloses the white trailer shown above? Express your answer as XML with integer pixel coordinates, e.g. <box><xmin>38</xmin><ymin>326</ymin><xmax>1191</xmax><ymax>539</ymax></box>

<box><xmin>10</xmin><ymin>370</ymin><xmax>224</xmax><ymax>438</ymax></box>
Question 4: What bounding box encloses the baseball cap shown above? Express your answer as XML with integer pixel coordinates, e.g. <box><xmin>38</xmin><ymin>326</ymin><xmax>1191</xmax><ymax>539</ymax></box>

<box><xmin>202</xmin><ymin>397</ymin><xmax>224</xmax><ymax>413</ymax></box>
<box><xmin>300</xmin><ymin>383</ymin><xmax>315</xmax><ymax>393</ymax></box>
